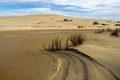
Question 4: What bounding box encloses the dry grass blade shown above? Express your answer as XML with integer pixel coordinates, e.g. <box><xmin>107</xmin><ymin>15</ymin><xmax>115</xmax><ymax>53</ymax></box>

<box><xmin>58</xmin><ymin>39</ymin><xmax>62</xmax><ymax>50</ymax></box>
<box><xmin>66</xmin><ymin>37</ymin><xmax>69</xmax><ymax>49</ymax></box>
<box><xmin>55</xmin><ymin>38</ymin><xmax>59</xmax><ymax>50</ymax></box>
<box><xmin>77</xmin><ymin>35</ymin><xmax>84</xmax><ymax>44</ymax></box>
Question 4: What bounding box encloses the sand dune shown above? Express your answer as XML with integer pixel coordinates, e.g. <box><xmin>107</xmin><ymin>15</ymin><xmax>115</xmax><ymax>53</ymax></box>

<box><xmin>0</xmin><ymin>14</ymin><xmax>120</xmax><ymax>80</ymax></box>
<box><xmin>0</xmin><ymin>14</ymin><xmax>119</xmax><ymax>31</ymax></box>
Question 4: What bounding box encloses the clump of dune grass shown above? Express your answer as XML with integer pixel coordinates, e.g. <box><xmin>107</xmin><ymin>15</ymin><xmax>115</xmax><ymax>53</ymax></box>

<box><xmin>70</xmin><ymin>34</ymin><xmax>84</xmax><ymax>46</ymax></box>
<box><xmin>77</xmin><ymin>35</ymin><xmax>84</xmax><ymax>44</ymax></box>
<box><xmin>78</xmin><ymin>25</ymin><xmax>84</xmax><ymax>28</ymax></box>
<box><xmin>43</xmin><ymin>34</ymin><xmax>85</xmax><ymax>51</ymax></box>
<box><xmin>93</xmin><ymin>21</ymin><xmax>99</xmax><ymax>25</ymax></box>
<box><xmin>95</xmin><ymin>30</ymin><xmax>103</xmax><ymax>33</ymax></box>
<box><xmin>110</xmin><ymin>29</ymin><xmax>119</xmax><ymax>37</ymax></box>
<box><xmin>102</xmin><ymin>29</ymin><xmax>105</xmax><ymax>32</ymax></box>
<box><xmin>106</xmin><ymin>27</ymin><xmax>112</xmax><ymax>32</ymax></box>
<box><xmin>115</xmin><ymin>28</ymin><xmax>120</xmax><ymax>32</ymax></box>
<box><xmin>95</xmin><ymin>28</ymin><xmax>106</xmax><ymax>34</ymax></box>
<box><xmin>43</xmin><ymin>38</ymin><xmax>62</xmax><ymax>51</ymax></box>
<box><xmin>94</xmin><ymin>28</ymin><xmax>120</xmax><ymax>37</ymax></box>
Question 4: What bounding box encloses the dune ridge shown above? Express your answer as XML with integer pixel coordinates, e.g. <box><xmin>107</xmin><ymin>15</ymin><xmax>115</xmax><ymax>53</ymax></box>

<box><xmin>0</xmin><ymin>14</ymin><xmax>119</xmax><ymax>31</ymax></box>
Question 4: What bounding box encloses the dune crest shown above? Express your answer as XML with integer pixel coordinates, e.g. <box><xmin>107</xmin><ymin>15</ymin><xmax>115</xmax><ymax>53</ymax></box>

<box><xmin>0</xmin><ymin>14</ymin><xmax>119</xmax><ymax>31</ymax></box>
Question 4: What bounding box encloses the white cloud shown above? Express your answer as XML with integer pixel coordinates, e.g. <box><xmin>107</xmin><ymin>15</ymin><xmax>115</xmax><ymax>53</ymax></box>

<box><xmin>0</xmin><ymin>7</ymin><xmax>119</xmax><ymax>20</ymax></box>
<box><xmin>64</xmin><ymin>7</ymin><xmax>93</xmax><ymax>12</ymax></box>
<box><xmin>1</xmin><ymin>0</ymin><xmax>120</xmax><ymax>13</ymax></box>
<box><xmin>0</xmin><ymin>8</ymin><xmax>66</xmax><ymax>16</ymax></box>
<box><xmin>0</xmin><ymin>0</ymin><xmax>120</xmax><ymax>20</ymax></box>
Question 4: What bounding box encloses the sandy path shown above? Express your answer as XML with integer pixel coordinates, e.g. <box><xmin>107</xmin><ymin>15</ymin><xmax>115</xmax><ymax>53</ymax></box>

<box><xmin>41</xmin><ymin>49</ymin><xmax>119</xmax><ymax>80</ymax></box>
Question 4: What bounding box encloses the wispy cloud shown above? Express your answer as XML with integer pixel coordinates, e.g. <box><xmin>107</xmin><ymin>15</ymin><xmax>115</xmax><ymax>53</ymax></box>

<box><xmin>0</xmin><ymin>0</ymin><xmax>120</xmax><ymax>20</ymax></box>
<box><xmin>0</xmin><ymin>8</ymin><xmax>65</xmax><ymax>16</ymax></box>
<box><xmin>64</xmin><ymin>7</ymin><xmax>93</xmax><ymax>12</ymax></box>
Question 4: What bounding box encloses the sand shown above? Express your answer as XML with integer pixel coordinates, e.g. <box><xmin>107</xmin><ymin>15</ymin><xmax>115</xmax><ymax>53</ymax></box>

<box><xmin>0</xmin><ymin>30</ymin><xmax>120</xmax><ymax>80</ymax></box>
<box><xmin>0</xmin><ymin>14</ymin><xmax>119</xmax><ymax>31</ymax></box>
<box><xmin>0</xmin><ymin>14</ymin><xmax>120</xmax><ymax>80</ymax></box>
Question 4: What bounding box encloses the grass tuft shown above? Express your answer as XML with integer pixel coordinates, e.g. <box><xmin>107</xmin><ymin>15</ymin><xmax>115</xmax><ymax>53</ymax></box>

<box><xmin>43</xmin><ymin>34</ymin><xmax>85</xmax><ymax>51</ymax></box>
<box><xmin>110</xmin><ymin>29</ymin><xmax>119</xmax><ymax>37</ymax></box>
<box><xmin>43</xmin><ymin>38</ymin><xmax>63</xmax><ymax>51</ymax></box>
<box><xmin>70</xmin><ymin>34</ymin><xmax>84</xmax><ymax>46</ymax></box>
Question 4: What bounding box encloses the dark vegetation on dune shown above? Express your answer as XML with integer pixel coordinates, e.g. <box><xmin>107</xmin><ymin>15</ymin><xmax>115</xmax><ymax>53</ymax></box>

<box><xmin>93</xmin><ymin>21</ymin><xmax>99</xmax><ymax>25</ymax></box>
<box><xmin>95</xmin><ymin>28</ymin><xmax>120</xmax><ymax>37</ymax></box>
<box><xmin>93</xmin><ymin>21</ymin><xmax>109</xmax><ymax>26</ymax></box>
<box><xmin>111</xmin><ymin>29</ymin><xmax>119</xmax><ymax>37</ymax></box>
<box><xmin>115</xmin><ymin>24</ymin><xmax>120</xmax><ymax>26</ymax></box>
<box><xmin>43</xmin><ymin>34</ymin><xmax>84</xmax><ymax>51</ymax></box>
<box><xmin>63</xmin><ymin>19</ymin><xmax>73</xmax><ymax>22</ymax></box>
<box><xmin>78</xmin><ymin>25</ymin><xmax>84</xmax><ymax>28</ymax></box>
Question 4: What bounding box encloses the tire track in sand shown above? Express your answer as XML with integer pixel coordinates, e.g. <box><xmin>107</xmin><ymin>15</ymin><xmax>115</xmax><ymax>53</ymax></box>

<box><xmin>41</xmin><ymin>49</ymin><xmax>120</xmax><ymax>80</ymax></box>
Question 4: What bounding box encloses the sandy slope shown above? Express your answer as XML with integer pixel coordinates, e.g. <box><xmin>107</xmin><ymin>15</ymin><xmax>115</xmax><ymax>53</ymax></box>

<box><xmin>0</xmin><ymin>14</ymin><xmax>119</xmax><ymax>31</ymax></box>
<box><xmin>0</xmin><ymin>31</ymin><xmax>120</xmax><ymax>80</ymax></box>
<box><xmin>40</xmin><ymin>49</ymin><xmax>119</xmax><ymax>80</ymax></box>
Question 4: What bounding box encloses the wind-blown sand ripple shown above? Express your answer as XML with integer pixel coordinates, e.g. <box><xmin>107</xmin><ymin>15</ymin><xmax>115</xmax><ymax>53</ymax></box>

<box><xmin>42</xmin><ymin>49</ymin><xmax>120</xmax><ymax>80</ymax></box>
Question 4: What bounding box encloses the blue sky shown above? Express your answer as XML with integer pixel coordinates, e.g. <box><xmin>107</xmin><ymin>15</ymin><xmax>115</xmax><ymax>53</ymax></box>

<box><xmin>0</xmin><ymin>0</ymin><xmax>120</xmax><ymax>20</ymax></box>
